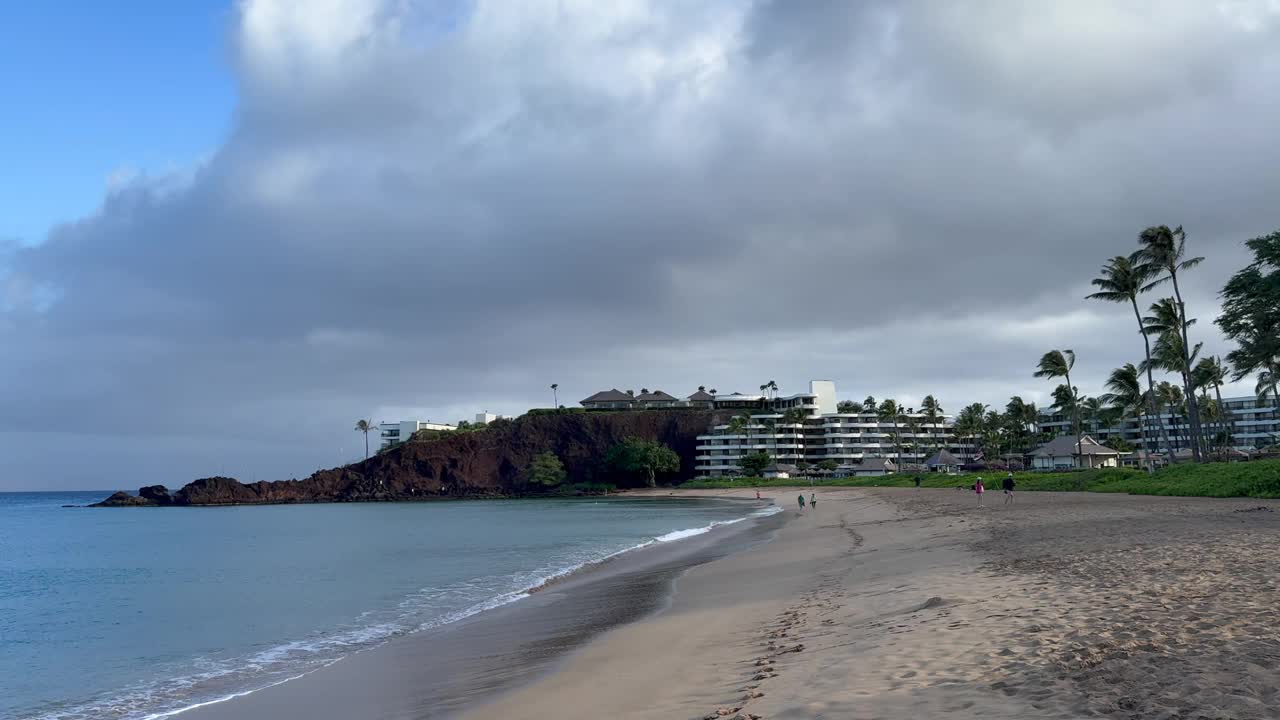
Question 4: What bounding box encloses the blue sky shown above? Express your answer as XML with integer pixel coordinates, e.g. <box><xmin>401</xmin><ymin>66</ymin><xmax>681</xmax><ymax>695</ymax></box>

<box><xmin>0</xmin><ymin>0</ymin><xmax>236</xmax><ymax>246</ymax></box>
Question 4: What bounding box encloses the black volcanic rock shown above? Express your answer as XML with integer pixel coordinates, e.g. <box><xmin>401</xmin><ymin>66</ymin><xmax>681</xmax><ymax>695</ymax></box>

<box><xmin>98</xmin><ymin>410</ymin><xmax>726</xmax><ymax>507</ymax></box>
<box><xmin>139</xmin><ymin>485</ymin><xmax>174</xmax><ymax>505</ymax></box>
<box><xmin>92</xmin><ymin>491</ymin><xmax>157</xmax><ymax>507</ymax></box>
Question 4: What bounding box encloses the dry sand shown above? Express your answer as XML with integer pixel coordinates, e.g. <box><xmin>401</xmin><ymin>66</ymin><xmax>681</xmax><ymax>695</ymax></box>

<box><xmin>462</xmin><ymin>487</ymin><xmax>1280</xmax><ymax>720</ymax></box>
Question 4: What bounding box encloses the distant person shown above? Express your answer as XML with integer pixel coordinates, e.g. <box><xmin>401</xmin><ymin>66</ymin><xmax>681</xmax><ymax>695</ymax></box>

<box><xmin>975</xmin><ymin>477</ymin><xmax>985</xmax><ymax>507</ymax></box>
<box><xmin>756</xmin><ymin>489</ymin><xmax>762</xmax><ymax>501</ymax></box>
<box><xmin>914</xmin><ymin>475</ymin><xmax>922</xmax><ymax>490</ymax></box>
<box><xmin>810</xmin><ymin>492</ymin><xmax>817</xmax><ymax>510</ymax></box>
<box><xmin>1003</xmin><ymin>473</ymin><xmax>1016</xmax><ymax>505</ymax></box>
<box><xmin>797</xmin><ymin>494</ymin><xmax>806</xmax><ymax>511</ymax></box>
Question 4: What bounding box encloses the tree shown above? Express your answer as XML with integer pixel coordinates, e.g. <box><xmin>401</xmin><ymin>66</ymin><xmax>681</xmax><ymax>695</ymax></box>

<box><xmin>1104</xmin><ymin>436</ymin><xmax>1134</xmax><ymax>453</ymax></box>
<box><xmin>1101</xmin><ymin>363</ymin><xmax>1152</xmax><ymax>469</ymax></box>
<box><xmin>550</xmin><ymin>383</ymin><xmax>559</xmax><ymax>408</ymax></box>
<box><xmin>1087</xmin><ymin>252</ymin><xmax>1168</xmax><ymax>457</ymax></box>
<box><xmin>862</xmin><ymin>396</ymin><xmax>876</xmax><ymax>413</ymax></box>
<box><xmin>739</xmin><ymin>451</ymin><xmax>772</xmax><ymax>478</ymax></box>
<box><xmin>877</xmin><ymin>399</ymin><xmax>903</xmax><ymax>463</ymax></box>
<box><xmin>1218</xmin><ymin>229</ymin><xmax>1280</xmax><ymax>413</ymax></box>
<box><xmin>1144</xmin><ymin>298</ymin><xmax>1204</xmax><ymax>460</ymax></box>
<box><xmin>956</xmin><ymin>402</ymin><xmax>988</xmax><ymax>458</ymax></box>
<box><xmin>920</xmin><ymin>395</ymin><xmax>943</xmax><ymax>453</ymax></box>
<box><xmin>1193</xmin><ymin>356</ymin><xmax>1233</xmax><ymax>456</ymax></box>
<box><xmin>354</xmin><ymin>419</ymin><xmax>375</xmax><ymax>459</ymax></box>
<box><xmin>836</xmin><ymin>400</ymin><xmax>862</xmax><ymax>413</ymax></box>
<box><xmin>1139</xmin><ymin>225</ymin><xmax>1208</xmax><ymax>461</ymax></box>
<box><xmin>1034</xmin><ymin>349</ymin><xmax>1081</xmax><ymax>463</ymax></box>
<box><xmin>605</xmin><ymin>438</ymin><xmax>681</xmax><ymax>487</ymax></box>
<box><xmin>527</xmin><ymin>451</ymin><xmax>567</xmax><ymax>487</ymax></box>
<box><xmin>817</xmin><ymin>459</ymin><xmax>839</xmax><ymax>473</ymax></box>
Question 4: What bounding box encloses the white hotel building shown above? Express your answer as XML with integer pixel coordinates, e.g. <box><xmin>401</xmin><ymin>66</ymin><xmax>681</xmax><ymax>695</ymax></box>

<box><xmin>1036</xmin><ymin>394</ymin><xmax>1279</xmax><ymax>453</ymax></box>
<box><xmin>694</xmin><ymin>381</ymin><xmax>961</xmax><ymax>477</ymax></box>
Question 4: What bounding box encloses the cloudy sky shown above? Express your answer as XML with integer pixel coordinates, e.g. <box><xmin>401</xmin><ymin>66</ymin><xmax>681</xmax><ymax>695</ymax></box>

<box><xmin>3</xmin><ymin>0</ymin><xmax>1279</xmax><ymax>490</ymax></box>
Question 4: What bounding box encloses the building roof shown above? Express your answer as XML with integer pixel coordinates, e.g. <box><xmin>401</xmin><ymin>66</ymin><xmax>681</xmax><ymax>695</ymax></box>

<box><xmin>923</xmin><ymin>449</ymin><xmax>961</xmax><ymax>467</ymax></box>
<box><xmin>581</xmin><ymin>389</ymin><xmax>633</xmax><ymax>403</ymax></box>
<box><xmin>687</xmin><ymin>389</ymin><xmax>715</xmax><ymax>401</ymax></box>
<box><xmin>765</xmin><ymin>463</ymin><xmax>800</xmax><ymax>474</ymax></box>
<box><xmin>1032</xmin><ymin>435</ymin><xmax>1119</xmax><ymax>457</ymax></box>
<box><xmin>635</xmin><ymin>389</ymin><xmax>679</xmax><ymax>402</ymax></box>
<box><xmin>853</xmin><ymin>457</ymin><xmax>898</xmax><ymax>471</ymax></box>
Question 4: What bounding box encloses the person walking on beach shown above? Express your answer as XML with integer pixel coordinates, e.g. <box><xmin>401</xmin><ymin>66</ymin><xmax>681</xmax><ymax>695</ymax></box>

<box><xmin>797</xmin><ymin>494</ymin><xmax>806</xmax><ymax>511</ymax></box>
<box><xmin>810</xmin><ymin>492</ymin><xmax>817</xmax><ymax>511</ymax></box>
<box><xmin>756</xmin><ymin>489</ymin><xmax>762</xmax><ymax>501</ymax></box>
<box><xmin>914</xmin><ymin>475</ymin><xmax>922</xmax><ymax>490</ymax></box>
<box><xmin>975</xmin><ymin>477</ymin><xmax>985</xmax><ymax>507</ymax></box>
<box><xmin>1002</xmin><ymin>473</ymin><xmax>1016</xmax><ymax>505</ymax></box>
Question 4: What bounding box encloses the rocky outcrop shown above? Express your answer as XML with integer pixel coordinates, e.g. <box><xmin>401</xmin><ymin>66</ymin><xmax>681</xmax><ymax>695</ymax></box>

<box><xmin>94</xmin><ymin>491</ymin><xmax>159</xmax><ymax>507</ymax></box>
<box><xmin>92</xmin><ymin>410</ymin><xmax>724</xmax><ymax>507</ymax></box>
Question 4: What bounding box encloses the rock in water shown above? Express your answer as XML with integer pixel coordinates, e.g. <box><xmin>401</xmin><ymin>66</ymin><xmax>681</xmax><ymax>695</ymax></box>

<box><xmin>91</xmin><ymin>491</ymin><xmax>157</xmax><ymax>507</ymax></box>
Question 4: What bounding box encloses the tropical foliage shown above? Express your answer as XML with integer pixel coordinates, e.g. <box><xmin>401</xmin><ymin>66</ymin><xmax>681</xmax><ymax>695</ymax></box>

<box><xmin>527</xmin><ymin>451</ymin><xmax>567</xmax><ymax>487</ymax></box>
<box><xmin>605</xmin><ymin>438</ymin><xmax>680</xmax><ymax>487</ymax></box>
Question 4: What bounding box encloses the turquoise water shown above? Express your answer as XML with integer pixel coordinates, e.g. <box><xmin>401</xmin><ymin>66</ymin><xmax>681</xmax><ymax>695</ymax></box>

<box><xmin>0</xmin><ymin>492</ymin><xmax>765</xmax><ymax>720</ymax></box>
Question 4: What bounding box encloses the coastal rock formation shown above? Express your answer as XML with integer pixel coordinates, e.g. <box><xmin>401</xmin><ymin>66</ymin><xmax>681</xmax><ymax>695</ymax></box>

<box><xmin>95</xmin><ymin>491</ymin><xmax>158</xmax><ymax>507</ymax></box>
<box><xmin>93</xmin><ymin>410</ymin><xmax>722</xmax><ymax>506</ymax></box>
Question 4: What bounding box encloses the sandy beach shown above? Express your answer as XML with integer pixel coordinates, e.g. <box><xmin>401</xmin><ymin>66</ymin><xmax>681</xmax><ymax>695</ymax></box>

<box><xmin>464</xmin><ymin>488</ymin><xmax>1280</xmax><ymax>720</ymax></box>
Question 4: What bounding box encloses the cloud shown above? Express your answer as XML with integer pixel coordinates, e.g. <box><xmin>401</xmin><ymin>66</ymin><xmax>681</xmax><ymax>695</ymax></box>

<box><xmin>3</xmin><ymin>0</ymin><xmax>1280</xmax><ymax>488</ymax></box>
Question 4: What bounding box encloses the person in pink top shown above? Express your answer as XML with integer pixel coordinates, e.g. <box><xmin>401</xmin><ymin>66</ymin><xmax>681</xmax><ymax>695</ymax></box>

<box><xmin>975</xmin><ymin>477</ymin><xmax>985</xmax><ymax>507</ymax></box>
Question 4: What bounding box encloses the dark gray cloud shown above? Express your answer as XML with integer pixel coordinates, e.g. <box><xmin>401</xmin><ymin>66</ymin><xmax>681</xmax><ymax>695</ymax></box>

<box><xmin>3</xmin><ymin>0</ymin><xmax>1279</xmax><ymax>489</ymax></box>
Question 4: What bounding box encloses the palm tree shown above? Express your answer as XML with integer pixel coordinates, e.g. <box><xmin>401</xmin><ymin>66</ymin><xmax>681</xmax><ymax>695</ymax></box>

<box><xmin>768</xmin><ymin>380</ymin><xmax>779</xmax><ymax>399</ymax></box>
<box><xmin>877</xmin><ymin>399</ymin><xmax>903</xmax><ymax>463</ymax></box>
<box><xmin>956</xmin><ymin>402</ymin><xmax>988</xmax><ymax>460</ymax></box>
<box><xmin>862</xmin><ymin>396</ymin><xmax>876</xmax><ymax>414</ymax></box>
<box><xmin>1144</xmin><ymin>298</ymin><xmax>1204</xmax><ymax>460</ymax></box>
<box><xmin>1193</xmin><ymin>356</ymin><xmax>1232</xmax><ymax>457</ymax></box>
<box><xmin>1139</xmin><ymin>225</ymin><xmax>1208</xmax><ymax>460</ymax></box>
<box><xmin>550</xmin><ymin>383</ymin><xmax>559</xmax><ymax>408</ymax></box>
<box><xmin>1154</xmin><ymin>381</ymin><xmax>1186</xmax><ymax>453</ymax></box>
<box><xmin>354</xmin><ymin>419</ymin><xmax>375</xmax><ymax>459</ymax></box>
<box><xmin>1034</xmin><ymin>349</ymin><xmax>1081</xmax><ymax>464</ymax></box>
<box><xmin>1101</xmin><ymin>363</ymin><xmax>1152</xmax><ymax>471</ymax></box>
<box><xmin>920</xmin><ymin>395</ymin><xmax>943</xmax><ymax>454</ymax></box>
<box><xmin>1080</xmin><ymin>396</ymin><xmax>1105</xmax><ymax>439</ymax></box>
<box><xmin>1087</xmin><ymin>252</ymin><xmax>1168</xmax><ymax>458</ymax></box>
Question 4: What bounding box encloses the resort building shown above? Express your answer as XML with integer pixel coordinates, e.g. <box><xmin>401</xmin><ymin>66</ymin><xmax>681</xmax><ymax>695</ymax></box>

<box><xmin>1036</xmin><ymin>394</ymin><xmax>1280</xmax><ymax>454</ymax></box>
<box><xmin>694</xmin><ymin>380</ymin><xmax>962</xmax><ymax>477</ymax></box>
<box><xmin>578</xmin><ymin>385</ymin><xmax>789</xmax><ymax>411</ymax></box>
<box><xmin>379</xmin><ymin>420</ymin><xmax>456</xmax><ymax>449</ymax></box>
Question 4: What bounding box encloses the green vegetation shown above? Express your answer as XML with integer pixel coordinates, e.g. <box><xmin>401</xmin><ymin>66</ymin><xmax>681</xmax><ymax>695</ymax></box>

<box><xmin>680</xmin><ymin>460</ymin><xmax>1280</xmax><ymax>498</ymax></box>
<box><xmin>605</xmin><ymin>438</ymin><xmax>681</xmax><ymax>487</ymax></box>
<box><xmin>738</xmin><ymin>450</ymin><xmax>771</xmax><ymax>478</ymax></box>
<box><xmin>526</xmin><ymin>451</ymin><xmax>567</xmax><ymax>487</ymax></box>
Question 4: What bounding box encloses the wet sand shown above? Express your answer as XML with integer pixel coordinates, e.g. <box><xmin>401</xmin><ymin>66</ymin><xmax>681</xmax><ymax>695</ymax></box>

<box><xmin>465</xmin><ymin>488</ymin><xmax>1280</xmax><ymax>720</ymax></box>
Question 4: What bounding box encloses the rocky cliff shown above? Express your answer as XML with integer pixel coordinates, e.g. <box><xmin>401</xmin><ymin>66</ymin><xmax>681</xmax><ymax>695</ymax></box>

<box><xmin>93</xmin><ymin>410</ymin><xmax>722</xmax><ymax>506</ymax></box>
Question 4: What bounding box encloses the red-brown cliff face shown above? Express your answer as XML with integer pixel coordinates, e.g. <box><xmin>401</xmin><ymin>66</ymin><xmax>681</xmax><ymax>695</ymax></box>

<box><xmin>94</xmin><ymin>410</ymin><xmax>722</xmax><ymax>506</ymax></box>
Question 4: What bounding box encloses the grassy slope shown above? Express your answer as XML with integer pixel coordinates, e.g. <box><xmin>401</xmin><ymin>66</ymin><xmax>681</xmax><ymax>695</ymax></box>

<box><xmin>679</xmin><ymin>460</ymin><xmax>1280</xmax><ymax>499</ymax></box>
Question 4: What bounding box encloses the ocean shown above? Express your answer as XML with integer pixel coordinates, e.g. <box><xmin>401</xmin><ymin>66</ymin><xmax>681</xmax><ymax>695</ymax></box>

<box><xmin>0</xmin><ymin>491</ymin><xmax>775</xmax><ymax>720</ymax></box>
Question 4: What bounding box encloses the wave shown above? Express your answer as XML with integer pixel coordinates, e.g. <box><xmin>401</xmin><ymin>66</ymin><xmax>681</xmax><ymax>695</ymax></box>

<box><xmin>29</xmin><ymin>501</ymin><xmax>776</xmax><ymax>720</ymax></box>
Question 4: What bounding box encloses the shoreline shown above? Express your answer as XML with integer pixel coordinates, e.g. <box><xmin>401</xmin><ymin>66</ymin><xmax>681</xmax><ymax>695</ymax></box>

<box><xmin>180</xmin><ymin>496</ymin><xmax>787</xmax><ymax>720</ymax></box>
<box><xmin>464</xmin><ymin>488</ymin><xmax>1280</xmax><ymax>719</ymax></box>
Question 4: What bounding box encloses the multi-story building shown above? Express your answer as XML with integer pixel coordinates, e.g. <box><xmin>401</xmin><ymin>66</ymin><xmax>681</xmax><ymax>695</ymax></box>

<box><xmin>379</xmin><ymin>420</ymin><xmax>456</xmax><ymax>449</ymax></box>
<box><xmin>694</xmin><ymin>381</ymin><xmax>961</xmax><ymax>477</ymax></box>
<box><xmin>1037</xmin><ymin>395</ymin><xmax>1279</xmax><ymax>453</ymax></box>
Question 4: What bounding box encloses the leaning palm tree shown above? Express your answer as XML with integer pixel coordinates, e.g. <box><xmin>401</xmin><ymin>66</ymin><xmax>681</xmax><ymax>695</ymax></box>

<box><xmin>1139</xmin><ymin>225</ymin><xmax>1208</xmax><ymax>460</ymax></box>
<box><xmin>1034</xmin><ymin>349</ymin><xmax>1081</xmax><ymax>463</ymax></box>
<box><xmin>1087</xmin><ymin>252</ymin><xmax>1168</xmax><ymax>457</ymax></box>
<box><xmin>1080</xmin><ymin>396</ymin><xmax>1106</xmax><ymax>439</ymax></box>
<box><xmin>1101</xmin><ymin>363</ymin><xmax>1153</xmax><ymax>471</ymax></box>
<box><xmin>354</xmin><ymin>419</ymin><xmax>375</xmax><ymax>459</ymax></box>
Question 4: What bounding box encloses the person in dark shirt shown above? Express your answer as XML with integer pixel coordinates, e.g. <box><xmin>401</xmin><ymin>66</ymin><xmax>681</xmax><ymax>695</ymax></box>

<box><xmin>1002</xmin><ymin>473</ymin><xmax>1016</xmax><ymax>505</ymax></box>
<box><xmin>914</xmin><ymin>475</ymin><xmax>922</xmax><ymax>490</ymax></box>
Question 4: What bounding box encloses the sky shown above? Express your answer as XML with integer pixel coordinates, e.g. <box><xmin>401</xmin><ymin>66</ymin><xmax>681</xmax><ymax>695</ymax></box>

<box><xmin>3</xmin><ymin>0</ymin><xmax>1280</xmax><ymax>490</ymax></box>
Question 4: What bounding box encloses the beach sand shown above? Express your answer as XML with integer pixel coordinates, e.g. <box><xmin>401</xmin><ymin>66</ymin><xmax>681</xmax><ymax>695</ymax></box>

<box><xmin>463</xmin><ymin>488</ymin><xmax>1280</xmax><ymax>720</ymax></box>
